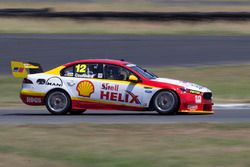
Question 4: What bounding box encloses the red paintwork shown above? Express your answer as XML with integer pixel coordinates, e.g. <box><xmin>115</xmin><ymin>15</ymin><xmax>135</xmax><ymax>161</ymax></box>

<box><xmin>72</xmin><ymin>100</ymin><xmax>147</xmax><ymax>111</ymax></box>
<box><xmin>20</xmin><ymin>94</ymin><xmax>44</xmax><ymax>106</ymax></box>
<box><xmin>64</xmin><ymin>59</ymin><xmax>129</xmax><ymax>68</ymax></box>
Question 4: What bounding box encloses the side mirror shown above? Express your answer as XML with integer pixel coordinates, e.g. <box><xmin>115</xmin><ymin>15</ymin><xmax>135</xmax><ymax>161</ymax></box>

<box><xmin>128</xmin><ymin>75</ymin><xmax>139</xmax><ymax>83</ymax></box>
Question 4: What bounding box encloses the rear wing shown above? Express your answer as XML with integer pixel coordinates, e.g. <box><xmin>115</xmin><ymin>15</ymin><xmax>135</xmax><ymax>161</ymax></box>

<box><xmin>11</xmin><ymin>61</ymin><xmax>43</xmax><ymax>78</ymax></box>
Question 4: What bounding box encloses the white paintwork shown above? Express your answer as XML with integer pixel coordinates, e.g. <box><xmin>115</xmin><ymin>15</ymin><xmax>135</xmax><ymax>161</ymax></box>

<box><xmin>23</xmin><ymin>73</ymin><xmax>211</xmax><ymax>108</ymax></box>
<box><xmin>153</xmin><ymin>78</ymin><xmax>211</xmax><ymax>93</ymax></box>
<box><xmin>23</xmin><ymin>73</ymin><xmax>160</xmax><ymax>108</ymax></box>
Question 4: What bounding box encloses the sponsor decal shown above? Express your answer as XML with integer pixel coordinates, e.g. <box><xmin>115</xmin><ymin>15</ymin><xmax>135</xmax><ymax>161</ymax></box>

<box><xmin>190</xmin><ymin>83</ymin><xmax>204</xmax><ymax>90</ymax></box>
<box><xmin>98</xmin><ymin>73</ymin><xmax>103</xmax><ymax>78</ymax></box>
<box><xmin>77</xmin><ymin>80</ymin><xmax>95</xmax><ymax>97</ymax></box>
<box><xmin>46</xmin><ymin>77</ymin><xmax>63</xmax><ymax>87</ymax></box>
<box><xmin>75</xmin><ymin>73</ymin><xmax>95</xmax><ymax>78</ymax></box>
<box><xmin>180</xmin><ymin>80</ymin><xmax>188</xmax><ymax>84</ymax></box>
<box><xmin>67</xmin><ymin>80</ymin><xmax>75</xmax><ymax>87</ymax></box>
<box><xmin>195</xmin><ymin>95</ymin><xmax>202</xmax><ymax>104</ymax></box>
<box><xmin>102</xmin><ymin>83</ymin><xmax>119</xmax><ymax>91</ymax></box>
<box><xmin>26</xmin><ymin>97</ymin><xmax>42</xmax><ymax>103</ymax></box>
<box><xmin>100</xmin><ymin>82</ymin><xmax>141</xmax><ymax>105</ymax></box>
<box><xmin>100</xmin><ymin>91</ymin><xmax>141</xmax><ymax>104</ymax></box>
<box><xmin>189</xmin><ymin>90</ymin><xmax>201</xmax><ymax>95</ymax></box>
<box><xmin>37</xmin><ymin>79</ymin><xmax>46</xmax><ymax>85</ymax></box>
<box><xmin>145</xmin><ymin>90</ymin><xmax>152</xmax><ymax>93</ymax></box>
<box><xmin>187</xmin><ymin>104</ymin><xmax>198</xmax><ymax>110</ymax></box>
<box><xmin>65</xmin><ymin>72</ymin><xmax>74</xmax><ymax>77</ymax></box>
<box><xmin>13</xmin><ymin>67</ymin><xmax>24</xmax><ymax>73</ymax></box>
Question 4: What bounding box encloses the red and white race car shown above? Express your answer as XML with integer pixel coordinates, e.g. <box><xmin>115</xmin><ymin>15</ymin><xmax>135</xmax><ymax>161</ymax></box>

<box><xmin>11</xmin><ymin>59</ymin><xmax>213</xmax><ymax>115</ymax></box>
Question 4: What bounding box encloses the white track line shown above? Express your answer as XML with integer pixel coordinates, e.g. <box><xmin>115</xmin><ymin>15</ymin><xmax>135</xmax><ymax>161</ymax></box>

<box><xmin>214</xmin><ymin>103</ymin><xmax>250</xmax><ymax>109</ymax></box>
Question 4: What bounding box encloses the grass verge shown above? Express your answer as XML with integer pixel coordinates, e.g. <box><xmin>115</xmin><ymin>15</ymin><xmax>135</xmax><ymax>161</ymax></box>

<box><xmin>0</xmin><ymin>123</ymin><xmax>250</xmax><ymax>167</ymax></box>
<box><xmin>2</xmin><ymin>18</ymin><xmax>250</xmax><ymax>35</ymax></box>
<box><xmin>2</xmin><ymin>1</ymin><xmax>250</xmax><ymax>12</ymax></box>
<box><xmin>1</xmin><ymin>63</ymin><xmax>250</xmax><ymax>107</ymax></box>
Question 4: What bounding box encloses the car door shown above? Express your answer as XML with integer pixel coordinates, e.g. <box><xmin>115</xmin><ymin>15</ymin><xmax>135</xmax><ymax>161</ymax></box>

<box><xmin>61</xmin><ymin>63</ymin><xmax>146</xmax><ymax>109</ymax></box>
<box><xmin>60</xmin><ymin>63</ymin><xmax>104</xmax><ymax>107</ymax></box>
<box><xmin>99</xmin><ymin>64</ymin><xmax>145</xmax><ymax>109</ymax></box>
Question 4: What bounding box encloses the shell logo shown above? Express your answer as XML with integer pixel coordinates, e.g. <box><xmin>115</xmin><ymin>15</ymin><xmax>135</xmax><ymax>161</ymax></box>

<box><xmin>77</xmin><ymin>80</ymin><xmax>95</xmax><ymax>97</ymax></box>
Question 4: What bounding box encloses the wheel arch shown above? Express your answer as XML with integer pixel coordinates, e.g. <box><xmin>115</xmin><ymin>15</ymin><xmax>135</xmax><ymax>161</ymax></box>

<box><xmin>149</xmin><ymin>89</ymin><xmax>181</xmax><ymax>111</ymax></box>
<box><xmin>44</xmin><ymin>88</ymin><xmax>72</xmax><ymax>115</ymax></box>
<box><xmin>45</xmin><ymin>88</ymin><xmax>72</xmax><ymax>102</ymax></box>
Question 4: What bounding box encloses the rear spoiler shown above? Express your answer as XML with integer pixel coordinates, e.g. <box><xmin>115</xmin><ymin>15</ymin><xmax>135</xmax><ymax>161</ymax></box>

<box><xmin>11</xmin><ymin>61</ymin><xmax>43</xmax><ymax>78</ymax></box>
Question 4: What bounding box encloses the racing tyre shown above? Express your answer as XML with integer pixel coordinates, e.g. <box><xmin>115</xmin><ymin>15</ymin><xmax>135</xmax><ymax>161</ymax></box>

<box><xmin>45</xmin><ymin>90</ymin><xmax>71</xmax><ymax>115</ymax></box>
<box><xmin>69</xmin><ymin>110</ymin><xmax>86</xmax><ymax>115</ymax></box>
<box><xmin>153</xmin><ymin>90</ymin><xmax>179</xmax><ymax>115</ymax></box>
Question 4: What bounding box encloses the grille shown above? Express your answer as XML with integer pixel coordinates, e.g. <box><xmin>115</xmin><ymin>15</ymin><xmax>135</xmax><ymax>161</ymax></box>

<box><xmin>203</xmin><ymin>104</ymin><xmax>211</xmax><ymax>111</ymax></box>
<box><xmin>203</xmin><ymin>92</ymin><xmax>212</xmax><ymax>100</ymax></box>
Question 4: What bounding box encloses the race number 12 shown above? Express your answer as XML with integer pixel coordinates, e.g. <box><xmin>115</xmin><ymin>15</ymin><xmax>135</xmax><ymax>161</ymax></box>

<box><xmin>75</xmin><ymin>64</ymin><xmax>87</xmax><ymax>73</ymax></box>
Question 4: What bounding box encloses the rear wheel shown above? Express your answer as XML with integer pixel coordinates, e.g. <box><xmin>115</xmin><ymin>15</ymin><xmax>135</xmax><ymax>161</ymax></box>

<box><xmin>45</xmin><ymin>90</ymin><xmax>71</xmax><ymax>115</ymax></box>
<box><xmin>153</xmin><ymin>90</ymin><xmax>179</xmax><ymax>115</ymax></box>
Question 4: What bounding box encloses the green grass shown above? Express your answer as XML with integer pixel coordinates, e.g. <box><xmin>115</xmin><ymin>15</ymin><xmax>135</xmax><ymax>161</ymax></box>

<box><xmin>3</xmin><ymin>19</ymin><xmax>250</xmax><ymax>35</ymax></box>
<box><xmin>2</xmin><ymin>64</ymin><xmax>250</xmax><ymax>107</ymax></box>
<box><xmin>0</xmin><ymin>123</ymin><xmax>250</xmax><ymax>167</ymax></box>
<box><xmin>2</xmin><ymin>0</ymin><xmax>250</xmax><ymax>12</ymax></box>
<box><xmin>0</xmin><ymin>75</ymin><xmax>23</xmax><ymax>107</ymax></box>
<box><xmin>2</xmin><ymin>0</ymin><xmax>250</xmax><ymax>35</ymax></box>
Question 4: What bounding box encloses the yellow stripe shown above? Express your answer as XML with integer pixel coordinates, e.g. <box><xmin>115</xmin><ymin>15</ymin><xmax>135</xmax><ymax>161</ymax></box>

<box><xmin>72</xmin><ymin>97</ymin><xmax>145</xmax><ymax>108</ymax></box>
<box><xmin>79</xmin><ymin>78</ymin><xmax>157</xmax><ymax>88</ymax></box>
<box><xmin>24</xmin><ymin>63</ymin><xmax>39</xmax><ymax>69</ymax></box>
<box><xmin>180</xmin><ymin>110</ymin><xmax>214</xmax><ymax>114</ymax></box>
<box><xmin>44</xmin><ymin>66</ymin><xmax>65</xmax><ymax>75</ymax></box>
<box><xmin>21</xmin><ymin>90</ymin><xmax>46</xmax><ymax>97</ymax></box>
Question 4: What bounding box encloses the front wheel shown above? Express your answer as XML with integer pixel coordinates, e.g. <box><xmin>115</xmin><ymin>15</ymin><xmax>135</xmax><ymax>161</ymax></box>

<box><xmin>153</xmin><ymin>90</ymin><xmax>179</xmax><ymax>115</ymax></box>
<box><xmin>45</xmin><ymin>90</ymin><xmax>71</xmax><ymax>115</ymax></box>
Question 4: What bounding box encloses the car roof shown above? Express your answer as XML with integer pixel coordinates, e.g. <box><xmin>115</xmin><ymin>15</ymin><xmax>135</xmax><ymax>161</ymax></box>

<box><xmin>63</xmin><ymin>59</ymin><xmax>130</xmax><ymax>67</ymax></box>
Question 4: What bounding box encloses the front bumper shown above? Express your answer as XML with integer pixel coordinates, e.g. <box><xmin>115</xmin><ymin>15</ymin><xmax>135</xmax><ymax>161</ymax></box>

<box><xmin>178</xmin><ymin>91</ymin><xmax>214</xmax><ymax>114</ymax></box>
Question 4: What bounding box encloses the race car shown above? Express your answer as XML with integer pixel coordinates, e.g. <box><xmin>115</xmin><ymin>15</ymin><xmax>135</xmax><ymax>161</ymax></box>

<box><xmin>11</xmin><ymin>59</ymin><xmax>213</xmax><ymax>115</ymax></box>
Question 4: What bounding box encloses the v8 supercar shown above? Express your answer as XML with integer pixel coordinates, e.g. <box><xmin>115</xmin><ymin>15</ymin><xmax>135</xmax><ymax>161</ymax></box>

<box><xmin>11</xmin><ymin>59</ymin><xmax>213</xmax><ymax>115</ymax></box>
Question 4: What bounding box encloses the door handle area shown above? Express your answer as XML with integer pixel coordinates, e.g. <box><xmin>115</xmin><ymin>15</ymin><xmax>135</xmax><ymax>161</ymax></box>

<box><xmin>67</xmin><ymin>80</ymin><xmax>76</xmax><ymax>86</ymax></box>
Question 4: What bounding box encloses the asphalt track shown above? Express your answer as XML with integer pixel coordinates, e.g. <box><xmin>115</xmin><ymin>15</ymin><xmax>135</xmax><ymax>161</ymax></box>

<box><xmin>1</xmin><ymin>34</ymin><xmax>250</xmax><ymax>124</ymax></box>
<box><xmin>0</xmin><ymin>108</ymin><xmax>249</xmax><ymax>124</ymax></box>
<box><xmin>2</xmin><ymin>34</ymin><xmax>250</xmax><ymax>74</ymax></box>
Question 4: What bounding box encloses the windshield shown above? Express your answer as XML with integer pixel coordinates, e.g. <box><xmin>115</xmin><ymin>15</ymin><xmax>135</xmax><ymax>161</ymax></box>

<box><xmin>126</xmin><ymin>64</ymin><xmax>158</xmax><ymax>79</ymax></box>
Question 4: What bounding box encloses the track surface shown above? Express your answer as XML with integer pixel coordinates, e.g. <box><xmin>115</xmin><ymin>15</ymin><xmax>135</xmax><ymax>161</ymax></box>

<box><xmin>0</xmin><ymin>108</ymin><xmax>249</xmax><ymax>124</ymax></box>
<box><xmin>2</xmin><ymin>34</ymin><xmax>250</xmax><ymax>74</ymax></box>
<box><xmin>2</xmin><ymin>34</ymin><xmax>250</xmax><ymax>124</ymax></box>
<box><xmin>4</xmin><ymin>0</ymin><xmax>250</xmax><ymax>5</ymax></box>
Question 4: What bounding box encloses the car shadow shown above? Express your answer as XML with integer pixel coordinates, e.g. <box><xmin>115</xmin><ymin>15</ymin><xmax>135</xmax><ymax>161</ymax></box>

<box><xmin>2</xmin><ymin>112</ymin><xmax>213</xmax><ymax>116</ymax></box>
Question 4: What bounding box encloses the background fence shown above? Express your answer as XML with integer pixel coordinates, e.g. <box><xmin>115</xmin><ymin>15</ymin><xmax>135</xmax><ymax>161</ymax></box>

<box><xmin>1</xmin><ymin>8</ymin><xmax>250</xmax><ymax>21</ymax></box>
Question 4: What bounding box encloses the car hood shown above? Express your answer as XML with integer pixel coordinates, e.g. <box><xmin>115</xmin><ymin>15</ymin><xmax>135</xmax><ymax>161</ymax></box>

<box><xmin>153</xmin><ymin>78</ymin><xmax>211</xmax><ymax>93</ymax></box>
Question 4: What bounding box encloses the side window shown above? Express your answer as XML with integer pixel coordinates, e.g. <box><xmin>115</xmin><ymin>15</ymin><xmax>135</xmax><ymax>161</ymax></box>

<box><xmin>61</xmin><ymin>66</ymin><xmax>74</xmax><ymax>77</ymax></box>
<box><xmin>104</xmin><ymin>64</ymin><xmax>132</xmax><ymax>81</ymax></box>
<box><xmin>61</xmin><ymin>63</ymin><xmax>103</xmax><ymax>78</ymax></box>
<box><xmin>75</xmin><ymin>63</ymin><xmax>103</xmax><ymax>79</ymax></box>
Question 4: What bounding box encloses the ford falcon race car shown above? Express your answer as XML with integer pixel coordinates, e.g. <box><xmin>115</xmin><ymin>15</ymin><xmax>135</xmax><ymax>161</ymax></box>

<box><xmin>11</xmin><ymin>59</ymin><xmax>213</xmax><ymax>115</ymax></box>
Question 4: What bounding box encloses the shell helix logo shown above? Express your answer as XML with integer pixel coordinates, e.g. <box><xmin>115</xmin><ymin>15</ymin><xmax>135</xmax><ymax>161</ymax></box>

<box><xmin>77</xmin><ymin>80</ymin><xmax>95</xmax><ymax>97</ymax></box>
